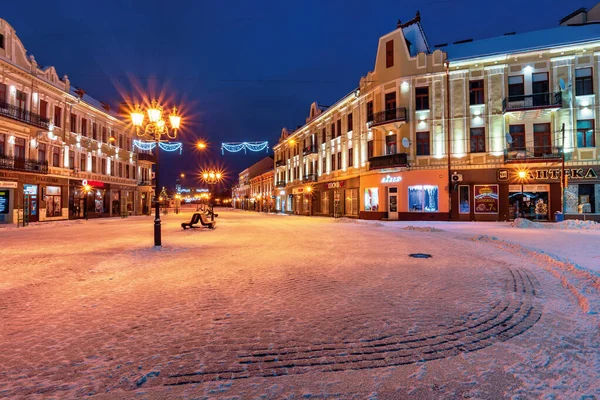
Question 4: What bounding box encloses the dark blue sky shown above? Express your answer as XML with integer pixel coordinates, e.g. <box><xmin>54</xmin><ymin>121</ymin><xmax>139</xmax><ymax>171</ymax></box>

<box><xmin>2</xmin><ymin>0</ymin><xmax>588</xmax><ymax>188</ymax></box>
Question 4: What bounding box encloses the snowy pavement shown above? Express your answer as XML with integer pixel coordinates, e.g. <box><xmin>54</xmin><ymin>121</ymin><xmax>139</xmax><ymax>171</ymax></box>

<box><xmin>0</xmin><ymin>208</ymin><xmax>598</xmax><ymax>399</ymax></box>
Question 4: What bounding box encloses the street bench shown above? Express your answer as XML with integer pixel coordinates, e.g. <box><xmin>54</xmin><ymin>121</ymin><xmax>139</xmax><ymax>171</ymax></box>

<box><xmin>181</xmin><ymin>213</ymin><xmax>216</xmax><ymax>230</ymax></box>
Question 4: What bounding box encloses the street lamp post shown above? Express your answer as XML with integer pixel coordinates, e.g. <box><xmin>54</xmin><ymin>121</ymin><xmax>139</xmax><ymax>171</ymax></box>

<box><xmin>130</xmin><ymin>100</ymin><xmax>182</xmax><ymax>247</ymax></box>
<box><xmin>201</xmin><ymin>170</ymin><xmax>223</xmax><ymax>221</ymax></box>
<box><xmin>83</xmin><ymin>184</ymin><xmax>92</xmax><ymax>220</ymax></box>
<box><xmin>518</xmin><ymin>170</ymin><xmax>527</xmax><ymax>219</ymax></box>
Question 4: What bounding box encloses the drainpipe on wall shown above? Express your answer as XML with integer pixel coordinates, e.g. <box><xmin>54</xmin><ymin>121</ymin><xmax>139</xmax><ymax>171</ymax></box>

<box><xmin>445</xmin><ymin>59</ymin><xmax>452</xmax><ymax>220</ymax></box>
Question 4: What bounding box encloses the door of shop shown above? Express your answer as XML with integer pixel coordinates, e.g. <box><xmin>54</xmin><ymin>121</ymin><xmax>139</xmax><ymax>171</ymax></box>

<box><xmin>23</xmin><ymin>184</ymin><xmax>39</xmax><ymax>222</ymax></box>
<box><xmin>388</xmin><ymin>187</ymin><xmax>398</xmax><ymax>220</ymax></box>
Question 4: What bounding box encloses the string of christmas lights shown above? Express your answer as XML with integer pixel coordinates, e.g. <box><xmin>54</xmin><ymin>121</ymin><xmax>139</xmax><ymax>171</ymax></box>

<box><xmin>133</xmin><ymin>140</ymin><xmax>183</xmax><ymax>154</ymax></box>
<box><xmin>221</xmin><ymin>141</ymin><xmax>269</xmax><ymax>155</ymax></box>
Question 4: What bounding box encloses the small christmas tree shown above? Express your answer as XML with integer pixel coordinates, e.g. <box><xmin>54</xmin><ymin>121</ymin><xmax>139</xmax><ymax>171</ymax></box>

<box><xmin>535</xmin><ymin>198</ymin><xmax>547</xmax><ymax>216</ymax></box>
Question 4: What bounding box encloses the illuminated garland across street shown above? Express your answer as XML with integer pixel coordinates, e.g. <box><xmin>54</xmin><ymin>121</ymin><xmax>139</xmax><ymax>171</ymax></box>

<box><xmin>221</xmin><ymin>141</ymin><xmax>269</xmax><ymax>155</ymax></box>
<box><xmin>133</xmin><ymin>140</ymin><xmax>183</xmax><ymax>154</ymax></box>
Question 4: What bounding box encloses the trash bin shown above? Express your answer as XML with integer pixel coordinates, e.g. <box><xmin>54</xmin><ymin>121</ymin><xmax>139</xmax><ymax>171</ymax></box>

<box><xmin>555</xmin><ymin>211</ymin><xmax>564</xmax><ymax>222</ymax></box>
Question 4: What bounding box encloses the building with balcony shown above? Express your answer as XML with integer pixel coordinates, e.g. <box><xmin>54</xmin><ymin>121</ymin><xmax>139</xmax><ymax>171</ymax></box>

<box><xmin>0</xmin><ymin>18</ymin><xmax>154</xmax><ymax>224</ymax></box>
<box><xmin>272</xmin><ymin>6</ymin><xmax>600</xmax><ymax>222</ymax></box>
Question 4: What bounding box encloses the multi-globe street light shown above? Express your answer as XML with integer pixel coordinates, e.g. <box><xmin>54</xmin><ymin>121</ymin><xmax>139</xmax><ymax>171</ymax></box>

<box><xmin>130</xmin><ymin>100</ymin><xmax>182</xmax><ymax>247</ymax></box>
<box><xmin>201</xmin><ymin>170</ymin><xmax>223</xmax><ymax>221</ymax></box>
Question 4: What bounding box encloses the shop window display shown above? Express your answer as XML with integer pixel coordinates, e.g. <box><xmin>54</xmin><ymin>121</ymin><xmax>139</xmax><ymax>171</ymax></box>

<box><xmin>45</xmin><ymin>186</ymin><xmax>62</xmax><ymax>217</ymax></box>
<box><xmin>459</xmin><ymin>185</ymin><xmax>470</xmax><ymax>213</ymax></box>
<box><xmin>408</xmin><ymin>185</ymin><xmax>439</xmax><ymax>212</ymax></box>
<box><xmin>509</xmin><ymin>185</ymin><xmax>549</xmax><ymax>220</ymax></box>
<box><xmin>364</xmin><ymin>188</ymin><xmax>379</xmax><ymax>211</ymax></box>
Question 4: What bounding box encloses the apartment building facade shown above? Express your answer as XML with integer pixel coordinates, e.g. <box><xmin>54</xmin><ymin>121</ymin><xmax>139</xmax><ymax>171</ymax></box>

<box><xmin>232</xmin><ymin>156</ymin><xmax>273</xmax><ymax>211</ymax></box>
<box><xmin>273</xmin><ymin>7</ymin><xmax>600</xmax><ymax>222</ymax></box>
<box><xmin>0</xmin><ymin>18</ymin><xmax>154</xmax><ymax>224</ymax></box>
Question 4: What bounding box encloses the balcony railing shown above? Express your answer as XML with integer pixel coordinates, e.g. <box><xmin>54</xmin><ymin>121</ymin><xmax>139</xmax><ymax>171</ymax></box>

<box><xmin>303</xmin><ymin>173</ymin><xmax>317</xmax><ymax>182</ymax></box>
<box><xmin>303</xmin><ymin>144</ymin><xmax>318</xmax><ymax>156</ymax></box>
<box><xmin>275</xmin><ymin>159</ymin><xmax>285</xmax><ymax>167</ymax></box>
<box><xmin>136</xmin><ymin>153</ymin><xmax>156</xmax><ymax>163</ymax></box>
<box><xmin>504</xmin><ymin>146</ymin><xmax>564</xmax><ymax>162</ymax></box>
<box><xmin>502</xmin><ymin>92</ymin><xmax>562</xmax><ymax>113</ymax></box>
<box><xmin>368</xmin><ymin>153</ymin><xmax>408</xmax><ymax>170</ymax></box>
<box><xmin>0</xmin><ymin>154</ymin><xmax>49</xmax><ymax>174</ymax></box>
<box><xmin>0</xmin><ymin>101</ymin><xmax>51</xmax><ymax>130</ymax></box>
<box><xmin>370</xmin><ymin>107</ymin><xmax>407</xmax><ymax>127</ymax></box>
<box><xmin>275</xmin><ymin>180</ymin><xmax>286</xmax><ymax>188</ymax></box>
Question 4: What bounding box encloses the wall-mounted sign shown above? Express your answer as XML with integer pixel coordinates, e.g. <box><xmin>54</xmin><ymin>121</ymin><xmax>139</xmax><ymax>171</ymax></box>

<box><xmin>82</xmin><ymin>179</ymin><xmax>88</xmax><ymax>186</ymax></box>
<box><xmin>381</xmin><ymin>175</ymin><xmax>402</xmax><ymax>184</ymax></box>
<box><xmin>498</xmin><ymin>168</ymin><xmax>598</xmax><ymax>181</ymax></box>
<box><xmin>474</xmin><ymin>184</ymin><xmax>499</xmax><ymax>214</ymax></box>
<box><xmin>0</xmin><ymin>191</ymin><xmax>9</xmax><ymax>214</ymax></box>
<box><xmin>326</xmin><ymin>181</ymin><xmax>344</xmax><ymax>189</ymax></box>
<box><xmin>23</xmin><ymin>184</ymin><xmax>37</xmax><ymax>195</ymax></box>
<box><xmin>292</xmin><ymin>187</ymin><xmax>304</xmax><ymax>195</ymax></box>
<box><xmin>509</xmin><ymin>184</ymin><xmax>549</xmax><ymax>193</ymax></box>
<box><xmin>0</xmin><ymin>181</ymin><xmax>18</xmax><ymax>188</ymax></box>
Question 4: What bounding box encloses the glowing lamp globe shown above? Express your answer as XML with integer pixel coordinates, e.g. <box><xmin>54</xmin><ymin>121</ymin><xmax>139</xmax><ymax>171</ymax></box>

<box><xmin>518</xmin><ymin>171</ymin><xmax>527</xmax><ymax>179</ymax></box>
<box><xmin>202</xmin><ymin>172</ymin><xmax>209</xmax><ymax>180</ymax></box>
<box><xmin>169</xmin><ymin>107</ymin><xmax>181</xmax><ymax>130</ymax></box>
<box><xmin>147</xmin><ymin>100</ymin><xmax>162</xmax><ymax>123</ymax></box>
<box><xmin>131</xmin><ymin>105</ymin><xmax>145</xmax><ymax>127</ymax></box>
<box><xmin>216</xmin><ymin>172</ymin><xmax>222</xmax><ymax>180</ymax></box>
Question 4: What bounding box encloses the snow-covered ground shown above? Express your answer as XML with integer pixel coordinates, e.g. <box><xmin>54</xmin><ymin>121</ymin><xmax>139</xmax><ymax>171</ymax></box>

<box><xmin>0</xmin><ymin>208</ymin><xmax>598</xmax><ymax>399</ymax></box>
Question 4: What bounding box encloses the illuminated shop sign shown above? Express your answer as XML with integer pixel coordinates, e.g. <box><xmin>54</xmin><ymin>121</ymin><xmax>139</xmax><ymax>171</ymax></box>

<box><xmin>381</xmin><ymin>175</ymin><xmax>402</xmax><ymax>184</ymax></box>
<box><xmin>326</xmin><ymin>181</ymin><xmax>344</xmax><ymax>189</ymax></box>
<box><xmin>498</xmin><ymin>168</ymin><xmax>598</xmax><ymax>181</ymax></box>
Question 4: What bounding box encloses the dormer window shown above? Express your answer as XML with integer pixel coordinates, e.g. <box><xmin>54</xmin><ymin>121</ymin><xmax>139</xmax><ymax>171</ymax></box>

<box><xmin>0</xmin><ymin>34</ymin><xmax>4</xmax><ymax>50</ymax></box>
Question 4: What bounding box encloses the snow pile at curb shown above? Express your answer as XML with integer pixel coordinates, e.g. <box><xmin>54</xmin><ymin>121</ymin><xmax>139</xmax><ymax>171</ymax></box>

<box><xmin>334</xmin><ymin>218</ymin><xmax>383</xmax><ymax>227</ymax></box>
<box><xmin>469</xmin><ymin>234</ymin><xmax>600</xmax><ymax>315</ymax></box>
<box><xmin>512</xmin><ymin>218</ymin><xmax>600</xmax><ymax>230</ymax></box>
<box><xmin>0</xmin><ymin>219</ymin><xmax>86</xmax><ymax>231</ymax></box>
<box><xmin>403</xmin><ymin>226</ymin><xmax>445</xmax><ymax>233</ymax></box>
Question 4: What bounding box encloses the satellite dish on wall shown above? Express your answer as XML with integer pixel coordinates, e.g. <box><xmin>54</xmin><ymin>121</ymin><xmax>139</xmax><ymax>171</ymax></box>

<box><xmin>559</xmin><ymin>78</ymin><xmax>567</xmax><ymax>91</ymax></box>
<box><xmin>505</xmin><ymin>133</ymin><xmax>513</xmax><ymax>144</ymax></box>
<box><xmin>402</xmin><ymin>137</ymin><xmax>411</xmax><ymax>148</ymax></box>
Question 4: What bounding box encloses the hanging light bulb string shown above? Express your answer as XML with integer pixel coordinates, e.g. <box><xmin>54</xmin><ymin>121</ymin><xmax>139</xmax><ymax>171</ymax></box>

<box><xmin>133</xmin><ymin>140</ymin><xmax>183</xmax><ymax>154</ymax></box>
<box><xmin>221</xmin><ymin>141</ymin><xmax>269</xmax><ymax>155</ymax></box>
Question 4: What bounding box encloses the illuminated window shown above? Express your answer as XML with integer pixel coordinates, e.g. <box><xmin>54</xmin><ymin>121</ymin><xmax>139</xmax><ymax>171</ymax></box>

<box><xmin>408</xmin><ymin>185</ymin><xmax>439</xmax><ymax>212</ymax></box>
<box><xmin>364</xmin><ymin>188</ymin><xmax>379</xmax><ymax>211</ymax></box>
<box><xmin>577</xmin><ymin>120</ymin><xmax>595</xmax><ymax>148</ymax></box>
<box><xmin>459</xmin><ymin>185</ymin><xmax>470</xmax><ymax>214</ymax></box>
<box><xmin>45</xmin><ymin>186</ymin><xmax>62</xmax><ymax>217</ymax></box>
<box><xmin>345</xmin><ymin>189</ymin><xmax>358</xmax><ymax>216</ymax></box>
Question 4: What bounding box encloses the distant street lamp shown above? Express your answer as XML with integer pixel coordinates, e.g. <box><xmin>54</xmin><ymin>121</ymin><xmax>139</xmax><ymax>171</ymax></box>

<box><xmin>305</xmin><ymin>185</ymin><xmax>313</xmax><ymax>216</ymax></box>
<box><xmin>130</xmin><ymin>100</ymin><xmax>182</xmax><ymax>247</ymax></box>
<box><xmin>201</xmin><ymin>170</ymin><xmax>223</xmax><ymax>221</ymax></box>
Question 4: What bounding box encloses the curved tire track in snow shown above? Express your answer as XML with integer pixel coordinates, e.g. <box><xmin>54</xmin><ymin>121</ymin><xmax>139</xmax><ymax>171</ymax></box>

<box><xmin>165</xmin><ymin>266</ymin><xmax>541</xmax><ymax>386</ymax></box>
